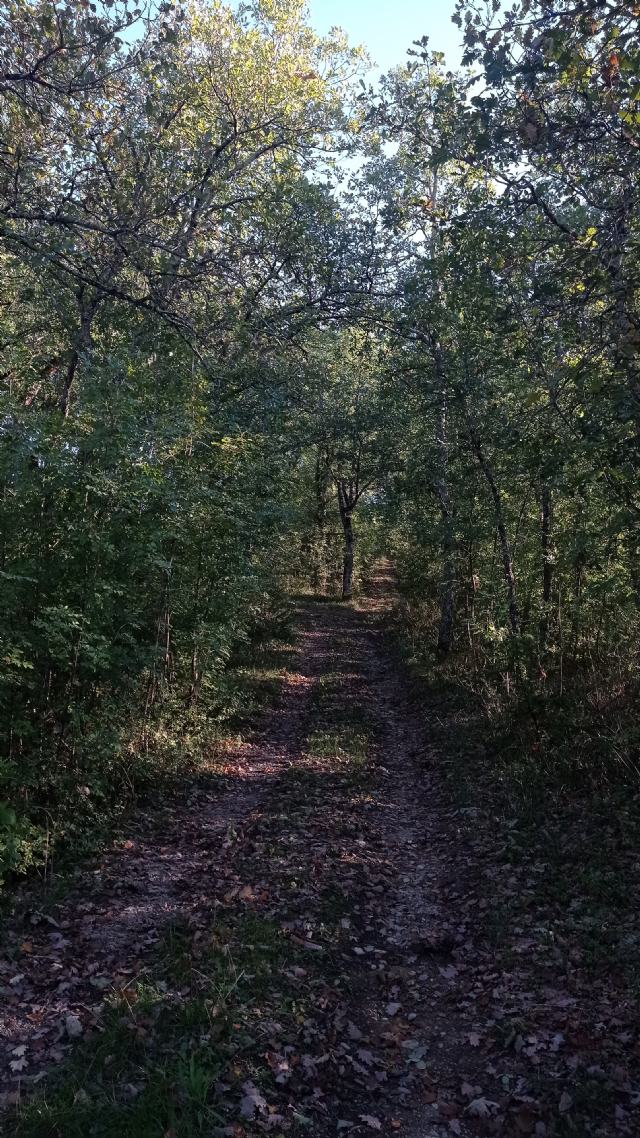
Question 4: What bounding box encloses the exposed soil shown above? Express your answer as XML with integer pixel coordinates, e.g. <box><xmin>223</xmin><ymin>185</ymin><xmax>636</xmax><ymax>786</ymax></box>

<box><xmin>1</xmin><ymin>569</ymin><xmax>637</xmax><ymax>1137</ymax></box>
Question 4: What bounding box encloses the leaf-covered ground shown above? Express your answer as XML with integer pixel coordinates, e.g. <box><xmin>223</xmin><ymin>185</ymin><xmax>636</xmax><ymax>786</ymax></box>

<box><xmin>1</xmin><ymin>572</ymin><xmax>638</xmax><ymax>1137</ymax></box>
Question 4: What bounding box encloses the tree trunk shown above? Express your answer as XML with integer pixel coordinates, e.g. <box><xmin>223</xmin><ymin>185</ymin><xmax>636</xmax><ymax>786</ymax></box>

<box><xmin>337</xmin><ymin>480</ymin><xmax>356</xmax><ymax>600</ymax></box>
<box><xmin>341</xmin><ymin>513</ymin><xmax>355</xmax><ymax>599</ymax></box>
<box><xmin>422</xmin><ymin>185</ymin><xmax>457</xmax><ymax>652</ymax></box>
<box><xmin>313</xmin><ymin>449</ymin><xmax>331</xmax><ymax>592</ymax></box>
<box><xmin>603</xmin><ymin>184</ymin><xmax>640</xmax><ymax>422</ymax></box>
<box><xmin>433</xmin><ymin>370</ymin><xmax>456</xmax><ymax>655</ymax></box>
<box><xmin>466</xmin><ymin>415</ymin><xmax>520</xmax><ymax>636</ymax></box>
<box><xmin>59</xmin><ymin>291</ymin><xmax>98</xmax><ymax>417</ymax></box>
<box><xmin>437</xmin><ymin>529</ymin><xmax>456</xmax><ymax>655</ymax></box>
<box><xmin>540</xmin><ymin>482</ymin><xmax>553</xmax><ymax>649</ymax></box>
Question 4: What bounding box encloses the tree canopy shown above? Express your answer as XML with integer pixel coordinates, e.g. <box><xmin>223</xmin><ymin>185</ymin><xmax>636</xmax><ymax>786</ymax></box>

<box><xmin>1</xmin><ymin>0</ymin><xmax>639</xmax><ymax>882</ymax></box>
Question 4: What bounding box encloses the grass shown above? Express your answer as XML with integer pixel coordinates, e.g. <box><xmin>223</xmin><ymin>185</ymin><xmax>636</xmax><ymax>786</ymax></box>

<box><xmin>13</xmin><ymin>988</ymin><xmax>226</xmax><ymax>1137</ymax></box>
<box><xmin>10</xmin><ymin>657</ymin><xmax>362</xmax><ymax>1138</ymax></box>
<box><xmin>0</xmin><ymin>609</ymin><xmax>296</xmax><ymax>900</ymax></box>
<box><xmin>306</xmin><ymin>726</ymin><xmax>370</xmax><ymax>764</ymax></box>
<box><xmin>1</xmin><ymin>630</ymin><xmax>295</xmax><ymax>919</ymax></box>
<box><xmin>390</xmin><ymin>593</ymin><xmax>640</xmax><ymax>990</ymax></box>
<box><xmin>13</xmin><ymin>913</ymin><xmax>302</xmax><ymax>1138</ymax></box>
<box><xmin>10</xmin><ymin>604</ymin><xmax>382</xmax><ymax>1138</ymax></box>
<box><xmin>279</xmin><ymin>726</ymin><xmax>374</xmax><ymax>795</ymax></box>
<box><xmin>310</xmin><ymin>672</ymin><xmax>372</xmax><ymax>725</ymax></box>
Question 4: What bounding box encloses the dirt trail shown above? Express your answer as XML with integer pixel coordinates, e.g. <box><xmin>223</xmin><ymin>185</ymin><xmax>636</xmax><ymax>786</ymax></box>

<box><xmin>0</xmin><ymin>604</ymin><xmax>323</xmax><ymax>1100</ymax></box>
<box><xmin>1</xmin><ymin>576</ymin><xmax>477</xmax><ymax>1135</ymax></box>
<box><xmin>2</xmin><ymin>572</ymin><xmax>634</xmax><ymax>1136</ymax></box>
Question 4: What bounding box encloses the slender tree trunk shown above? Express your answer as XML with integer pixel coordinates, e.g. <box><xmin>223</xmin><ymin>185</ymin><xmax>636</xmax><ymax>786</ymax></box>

<box><xmin>540</xmin><ymin>482</ymin><xmax>554</xmax><ymax>649</ymax></box>
<box><xmin>59</xmin><ymin>291</ymin><xmax>98</xmax><ymax>417</ymax></box>
<box><xmin>188</xmin><ymin>540</ymin><xmax>204</xmax><ymax>706</ymax></box>
<box><xmin>603</xmin><ymin>184</ymin><xmax>640</xmax><ymax>422</ymax></box>
<box><xmin>424</xmin><ymin>215</ymin><xmax>458</xmax><ymax>652</ymax></box>
<box><xmin>437</xmin><ymin>526</ymin><xmax>455</xmax><ymax>654</ymax></box>
<box><xmin>341</xmin><ymin>513</ymin><xmax>355</xmax><ymax>599</ymax></box>
<box><xmin>571</xmin><ymin>552</ymin><xmax>585</xmax><ymax>658</ymax></box>
<box><xmin>337</xmin><ymin>480</ymin><xmax>356</xmax><ymax>600</ymax></box>
<box><xmin>313</xmin><ymin>449</ymin><xmax>331</xmax><ymax>592</ymax></box>
<box><xmin>466</xmin><ymin>415</ymin><xmax>520</xmax><ymax>635</ymax></box>
<box><xmin>417</xmin><ymin>187</ymin><xmax>458</xmax><ymax>652</ymax></box>
<box><xmin>434</xmin><ymin>389</ymin><xmax>455</xmax><ymax>655</ymax></box>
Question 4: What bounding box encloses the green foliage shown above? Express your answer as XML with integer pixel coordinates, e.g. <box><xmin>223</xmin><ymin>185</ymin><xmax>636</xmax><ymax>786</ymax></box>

<box><xmin>0</xmin><ymin>0</ymin><xmax>370</xmax><ymax>883</ymax></box>
<box><xmin>1</xmin><ymin>0</ymin><xmax>640</xmax><ymax>895</ymax></box>
<box><xmin>364</xmin><ymin>32</ymin><xmax>640</xmax><ymax>793</ymax></box>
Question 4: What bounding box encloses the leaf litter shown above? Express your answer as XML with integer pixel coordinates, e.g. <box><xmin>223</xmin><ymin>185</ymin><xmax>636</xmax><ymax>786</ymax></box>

<box><xmin>0</xmin><ymin>575</ymin><xmax>637</xmax><ymax>1136</ymax></box>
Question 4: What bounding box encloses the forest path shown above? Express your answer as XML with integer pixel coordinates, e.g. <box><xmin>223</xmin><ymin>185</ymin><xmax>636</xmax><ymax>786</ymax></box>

<box><xmin>0</xmin><ymin>602</ymin><xmax>325</xmax><ymax>1100</ymax></box>
<box><xmin>2</xmin><ymin>570</ymin><xmax>587</xmax><ymax>1136</ymax></box>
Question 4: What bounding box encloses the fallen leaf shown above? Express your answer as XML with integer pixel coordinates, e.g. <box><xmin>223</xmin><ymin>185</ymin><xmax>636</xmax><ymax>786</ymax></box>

<box><xmin>359</xmin><ymin>1116</ymin><xmax>382</xmax><ymax>1131</ymax></box>
<box><xmin>439</xmin><ymin>965</ymin><xmax>458</xmax><ymax>980</ymax></box>
<box><xmin>239</xmin><ymin>1080</ymin><xmax>267</xmax><ymax>1119</ymax></box>
<box><xmin>468</xmin><ymin>1097</ymin><xmax>498</xmax><ymax>1118</ymax></box>
<box><xmin>65</xmin><ymin>1014</ymin><xmax>83</xmax><ymax>1038</ymax></box>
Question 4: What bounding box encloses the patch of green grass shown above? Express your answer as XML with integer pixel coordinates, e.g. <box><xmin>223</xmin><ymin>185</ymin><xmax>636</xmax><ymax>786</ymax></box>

<box><xmin>304</xmin><ymin>726</ymin><xmax>373</xmax><ymax>783</ymax></box>
<box><xmin>224</xmin><ymin>664</ymin><xmax>289</xmax><ymax>731</ymax></box>
<box><xmin>306</xmin><ymin>725</ymin><xmax>368</xmax><ymax>758</ymax></box>
<box><xmin>2</xmin><ymin>632</ymin><xmax>295</xmax><ymax>931</ymax></box>
<box><xmin>162</xmin><ymin>912</ymin><xmax>297</xmax><ymax>1000</ymax></box>
<box><xmin>12</xmin><ymin>913</ymin><xmax>302</xmax><ymax>1138</ymax></box>
<box><xmin>389</xmin><ymin>596</ymin><xmax>640</xmax><ymax>987</ymax></box>
<box><xmin>13</xmin><ymin>991</ymin><xmax>226</xmax><ymax>1138</ymax></box>
<box><xmin>1</xmin><ymin>620</ymin><xmax>296</xmax><ymax>901</ymax></box>
<box><xmin>290</xmin><ymin>592</ymin><xmax>341</xmax><ymax>605</ymax></box>
<box><xmin>310</xmin><ymin>673</ymin><xmax>372</xmax><ymax>730</ymax></box>
<box><xmin>555</xmin><ymin>1071</ymin><xmax>618</xmax><ymax>1136</ymax></box>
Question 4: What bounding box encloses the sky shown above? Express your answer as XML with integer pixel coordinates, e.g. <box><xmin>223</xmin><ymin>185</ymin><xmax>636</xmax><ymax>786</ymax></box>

<box><xmin>308</xmin><ymin>0</ymin><xmax>465</xmax><ymax>77</ymax></box>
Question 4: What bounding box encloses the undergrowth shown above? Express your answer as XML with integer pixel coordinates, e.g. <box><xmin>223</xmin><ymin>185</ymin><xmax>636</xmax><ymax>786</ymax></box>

<box><xmin>10</xmin><ymin>606</ymin><xmax>378</xmax><ymax>1137</ymax></box>
<box><xmin>12</xmin><ymin>912</ymin><xmax>305</xmax><ymax>1138</ymax></box>
<box><xmin>0</xmin><ymin>599</ymin><xmax>296</xmax><ymax>897</ymax></box>
<box><xmin>390</xmin><ymin>590</ymin><xmax>640</xmax><ymax>986</ymax></box>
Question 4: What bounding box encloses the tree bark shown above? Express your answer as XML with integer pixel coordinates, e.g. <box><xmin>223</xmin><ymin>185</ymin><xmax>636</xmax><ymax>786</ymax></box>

<box><xmin>337</xmin><ymin>480</ymin><xmax>356</xmax><ymax>600</ymax></box>
<box><xmin>540</xmin><ymin>481</ymin><xmax>553</xmax><ymax>649</ymax></box>
<box><xmin>59</xmin><ymin>290</ymin><xmax>98</xmax><ymax>417</ymax></box>
<box><xmin>432</xmin><ymin>347</ymin><xmax>456</xmax><ymax>655</ymax></box>
<box><xmin>437</xmin><ymin>520</ymin><xmax>456</xmax><ymax>655</ymax></box>
<box><xmin>313</xmin><ymin>449</ymin><xmax>331</xmax><ymax>592</ymax></box>
<box><xmin>466</xmin><ymin>414</ymin><xmax>520</xmax><ymax>636</ymax></box>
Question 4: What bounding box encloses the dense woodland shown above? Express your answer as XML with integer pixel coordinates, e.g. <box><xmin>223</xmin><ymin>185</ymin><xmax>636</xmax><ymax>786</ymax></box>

<box><xmin>1</xmin><ymin>0</ymin><xmax>639</xmax><ymax>883</ymax></box>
